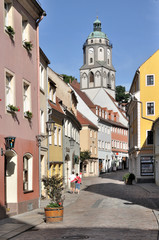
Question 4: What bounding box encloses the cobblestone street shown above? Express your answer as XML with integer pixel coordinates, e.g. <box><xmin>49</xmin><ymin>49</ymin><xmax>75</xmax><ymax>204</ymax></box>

<box><xmin>6</xmin><ymin>170</ymin><xmax>159</xmax><ymax>240</ymax></box>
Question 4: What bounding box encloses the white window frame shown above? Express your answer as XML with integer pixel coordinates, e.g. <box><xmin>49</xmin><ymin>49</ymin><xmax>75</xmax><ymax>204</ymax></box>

<box><xmin>58</xmin><ymin>128</ymin><xmax>61</xmax><ymax>146</ymax></box>
<box><xmin>23</xmin><ymin>80</ymin><xmax>31</xmax><ymax>114</ymax></box>
<box><xmin>40</xmin><ymin>64</ymin><xmax>44</xmax><ymax>90</ymax></box>
<box><xmin>96</xmin><ymin>107</ymin><xmax>98</xmax><ymax>115</ymax></box>
<box><xmin>65</xmin><ymin>120</ymin><xmax>68</xmax><ymax>136</ymax></box>
<box><xmin>4</xmin><ymin>0</ymin><xmax>12</xmax><ymax>28</ymax></box>
<box><xmin>23</xmin><ymin>154</ymin><xmax>33</xmax><ymax>191</ymax></box>
<box><xmin>146</xmin><ymin>74</ymin><xmax>155</xmax><ymax>86</ymax></box>
<box><xmin>40</xmin><ymin>109</ymin><xmax>44</xmax><ymax>133</ymax></box>
<box><xmin>5</xmin><ymin>70</ymin><xmax>15</xmax><ymax>109</ymax></box>
<box><xmin>146</xmin><ymin>101</ymin><xmax>155</xmax><ymax>116</ymax></box>
<box><xmin>54</xmin><ymin>126</ymin><xmax>57</xmax><ymax>145</ymax></box>
<box><xmin>22</xmin><ymin>14</ymin><xmax>29</xmax><ymax>43</ymax></box>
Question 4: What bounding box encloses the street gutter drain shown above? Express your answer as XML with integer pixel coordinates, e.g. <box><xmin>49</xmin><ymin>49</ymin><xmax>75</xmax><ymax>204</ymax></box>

<box><xmin>63</xmin><ymin>236</ymin><xmax>89</xmax><ymax>239</ymax></box>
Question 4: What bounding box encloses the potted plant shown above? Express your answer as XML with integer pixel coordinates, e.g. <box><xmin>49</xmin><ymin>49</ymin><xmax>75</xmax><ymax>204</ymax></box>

<box><xmin>24</xmin><ymin>110</ymin><xmax>33</xmax><ymax>119</ymax></box>
<box><xmin>5</xmin><ymin>25</ymin><xmax>15</xmax><ymax>38</ymax></box>
<box><xmin>23</xmin><ymin>40</ymin><xmax>33</xmax><ymax>52</ymax></box>
<box><xmin>123</xmin><ymin>172</ymin><xmax>135</xmax><ymax>185</ymax></box>
<box><xmin>42</xmin><ymin>174</ymin><xmax>64</xmax><ymax>223</ymax></box>
<box><xmin>7</xmin><ymin>104</ymin><xmax>20</xmax><ymax>112</ymax></box>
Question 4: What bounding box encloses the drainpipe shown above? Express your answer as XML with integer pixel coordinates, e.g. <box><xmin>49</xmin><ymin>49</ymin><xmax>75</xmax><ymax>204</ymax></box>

<box><xmin>36</xmin><ymin>12</ymin><xmax>46</xmax><ymax>208</ymax></box>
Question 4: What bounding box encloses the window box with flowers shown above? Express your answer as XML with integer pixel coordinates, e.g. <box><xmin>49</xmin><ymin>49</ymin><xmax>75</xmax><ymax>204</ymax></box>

<box><xmin>23</xmin><ymin>41</ymin><xmax>33</xmax><ymax>52</ymax></box>
<box><xmin>24</xmin><ymin>111</ymin><xmax>33</xmax><ymax>119</ymax></box>
<box><xmin>5</xmin><ymin>26</ymin><xmax>15</xmax><ymax>38</ymax></box>
<box><xmin>7</xmin><ymin>104</ymin><xmax>20</xmax><ymax>113</ymax></box>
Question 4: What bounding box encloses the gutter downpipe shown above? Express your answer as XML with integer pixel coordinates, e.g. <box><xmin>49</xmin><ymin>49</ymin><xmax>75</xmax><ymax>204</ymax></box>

<box><xmin>36</xmin><ymin>13</ymin><xmax>46</xmax><ymax>208</ymax></box>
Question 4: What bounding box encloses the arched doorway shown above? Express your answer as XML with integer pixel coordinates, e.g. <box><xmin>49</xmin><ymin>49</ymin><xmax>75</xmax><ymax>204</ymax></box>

<box><xmin>5</xmin><ymin>150</ymin><xmax>17</xmax><ymax>210</ymax></box>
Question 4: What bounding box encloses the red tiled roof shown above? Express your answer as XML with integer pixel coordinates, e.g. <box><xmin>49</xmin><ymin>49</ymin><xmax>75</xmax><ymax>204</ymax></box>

<box><xmin>71</xmin><ymin>80</ymin><xmax>80</xmax><ymax>89</ymax></box>
<box><xmin>48</xmin><ymin>97</ymin><xmax>64</xmax><ymax>115</ymax></box>
<box><xmin>70</xmin><ymin>84</ymin><xmax>96</xmax><ymax>109</ymax></box>
<box><xmin>77</xmin><ymin>111</ymin><xmax>98</xmax><ymax>130</ymax></box>
<box><xmin>105</xmin><ymin>90</ymin><xmax>127</xmax><ymax>120</ymax></box>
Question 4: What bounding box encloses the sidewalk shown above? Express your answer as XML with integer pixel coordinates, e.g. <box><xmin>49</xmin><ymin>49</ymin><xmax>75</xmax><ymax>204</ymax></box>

<box><xmin>0</xmin><ymin>182</ymin><xmax>86</xmax><ymax>240</ymax></box>
<box><xmin>0</xmin><ymin>177</ymin><xmax>159</xmax><ymax>240</ymax></box>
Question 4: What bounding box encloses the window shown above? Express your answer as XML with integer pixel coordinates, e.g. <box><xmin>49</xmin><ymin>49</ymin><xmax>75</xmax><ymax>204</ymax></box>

<box><xmin>90</xmin><ymin>58</ymin><xmax>93</xmax><ymax>63</ymax></box>
<box><xmin>23</xmin><ymin>81</ymin><xmax>31</xmax><ymax>114</ymax></box>
<box><xmin>58</xmin><ymin>128</ymin><xmax>61</xmax><ymax>146</ymax></box>
<box><xmin>94</xmin><ymin>147</ymin><xmax>96</xmax><ymax>154</ymax></box>
<box><xmin>94</xmin><ymin>131</ymin><xmax>96</xmax><ymax>138</ymax></box>
<box><xmin>23</xmin><ymin>154</ymin><xmax>33</xmax><ymax>191</ymax></box>
<box><xmin>90</xmin><ymin>130</ymin><xmax>92</xmax><ymax>137</ymax></box>
<box><xmin>54</xmin><ymin>126</ymin><xmax>57</xmax><ymax>145</ymax></box>
<box><xmin>65</xmin><ymin>120</ymin><xmax>68</xmax><ymax>136</ymax></box>
<box><xmin>90</xmin><ymin>146</ymin><xmax>92</xmax><ymax>154</ymax></box>
<box><xmin>90</xmin><ymin>161</ymin><xmax>93</xmax><ymax>173</ymax></box>
<box><xmin>40</xmin><ymin>64</ymin><xmax>44</xmax><ymax>90</ymax></box>
<box><xmin>49</xmin><ymin>131</ymin><xmax>52</xmax><ymax>145</ymax></box>
<box><xmin>68</xmin><ymin>122</ymin><xmax>71</xmax><ymax>137</ymax></box>
<box><xmin>96</xmin><ymin>107</ymin><xmax>98</xmax><ymax>115</ymax></box>
<box><xmin>5</xmin><ymin>71</ymin><xmax>14</xmax><ymax>108</ymax></box>
<box><xmin>22</xmin><ymin>15</ymin><xmax>28</xmax><ymax>42</ymax></box>
<box><xmin>147</xmin><ymin>130</ymin><xmax>153</xmax><ymax>145</ymax></box>
<box><xmin>4</xmin><ymin>1</ymin><xmax>12</xmax><ymax>28</ymax></box>
<box><xmin>146</xmin><ymin>75</ymin><xmax>154</xmax><ymax>86</ymax></box>
<box><xmin>40</xmin><ymin>110</ymin><xmax>44</xmax><ymax>133</ymax></box>
<box><xmin>140</xmin><ymin>156</ymin><xmax>154</xmax><ymax>176</ymax></box>
<box><xmin>147</xmin><ymin>102</ymin><xmax>154</xmax><ymax>115</ymax></box>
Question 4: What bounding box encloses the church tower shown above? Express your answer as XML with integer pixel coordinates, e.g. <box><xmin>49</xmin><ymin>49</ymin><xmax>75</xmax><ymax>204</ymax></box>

<box><xmin>80</xmin><ymin>17</ymin><xmax>116</xmax><ymax>98</ymax></box>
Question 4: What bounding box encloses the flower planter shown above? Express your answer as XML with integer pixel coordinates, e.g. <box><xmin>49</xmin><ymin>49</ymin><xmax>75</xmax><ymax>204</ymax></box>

<box><xmin>44</xmin><ymin>206</ymin><xmax>63</xmax><ymax>223</ymax></box>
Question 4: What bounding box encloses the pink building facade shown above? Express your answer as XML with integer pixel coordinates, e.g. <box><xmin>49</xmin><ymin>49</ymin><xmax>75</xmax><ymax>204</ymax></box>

<box><xmin>0</xmin><ymin>0</ymin><xmax>45</xmax><ymax>218</ymax></box>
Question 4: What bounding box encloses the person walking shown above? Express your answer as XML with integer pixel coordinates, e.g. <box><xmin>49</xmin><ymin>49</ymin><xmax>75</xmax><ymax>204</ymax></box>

<box><xmin>69</xmin><ymin>171</ymin><xmax>76</xmax><ymax>193</ymax></box>
<box><xmin>75</xmin><ymin>173</ymin><xmax>81</xmax><ymax>194</ymax></box>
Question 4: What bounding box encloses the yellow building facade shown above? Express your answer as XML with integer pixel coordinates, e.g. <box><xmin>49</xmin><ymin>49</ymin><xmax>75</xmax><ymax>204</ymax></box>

<box><xmin>128</xmin><ymin>50</ymin><xmax>159</xmax><ymax>182</ymax></box>
<box><xmin>48</xmin><ymin>79</ymin><xmax>64</xmax><ymax>178</ymax></box>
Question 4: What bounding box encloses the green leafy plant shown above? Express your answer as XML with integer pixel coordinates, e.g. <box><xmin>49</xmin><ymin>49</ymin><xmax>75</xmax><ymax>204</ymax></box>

<box><xmin>25</xmin><ymin>111</ymin><xmax>33</xmax><ymax>119</ymax></box>
<box><xmin>42</xmin><ymin>175</ymin><xmax>64</xmax><ymax>208</ymax></box>
<box><xmin>80</xmin><ymin>150</ymin><xmax>91</xmax><ymax>163</ymax></box>
<box><xmin>5</xmin><ymin>26</ymin><xmax>15</xmax><ymax>37</ymax></box>
<box><xmin>23</xmin><ymin>41</ymin><xmax>33</xmax><ymax>52</ymax></box>
<box><xmin>8</xmin><ymin>104</ymin><xmax>20</xmax><ymax>112</ymax></box>
<box><xmin>123</xmin><ymin>172</ymin><xmax>135</xmax><ymax>185</ymax></box>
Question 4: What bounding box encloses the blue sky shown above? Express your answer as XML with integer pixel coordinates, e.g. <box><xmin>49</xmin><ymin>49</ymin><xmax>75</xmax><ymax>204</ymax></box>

<box><xmin>39</xmin><ymin>0</ymin><xmax>159</xmax><ymax>91</ymax></box>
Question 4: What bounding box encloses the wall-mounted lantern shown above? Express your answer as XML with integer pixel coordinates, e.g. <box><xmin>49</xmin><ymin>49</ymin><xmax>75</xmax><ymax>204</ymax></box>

<box><xmin>36</xmin><ymin>119</ymin><xmax>55</xmax><ymax>146</ymax></box>
<box><xmin>1</xmin><ymin>136</ymin><xmax>16</xmax><ymax>156</ymax></box>
<box><xmin>69</xmin><ymin>138</ymin><xmax>75</xmax><ymax>148</ymax></box>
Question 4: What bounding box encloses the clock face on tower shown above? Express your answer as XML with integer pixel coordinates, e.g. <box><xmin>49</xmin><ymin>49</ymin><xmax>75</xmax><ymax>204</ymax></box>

<box><xmin>89</xmin><ymin>48</ymin><xmax>94</xmax><ymax>53</ymax></box>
